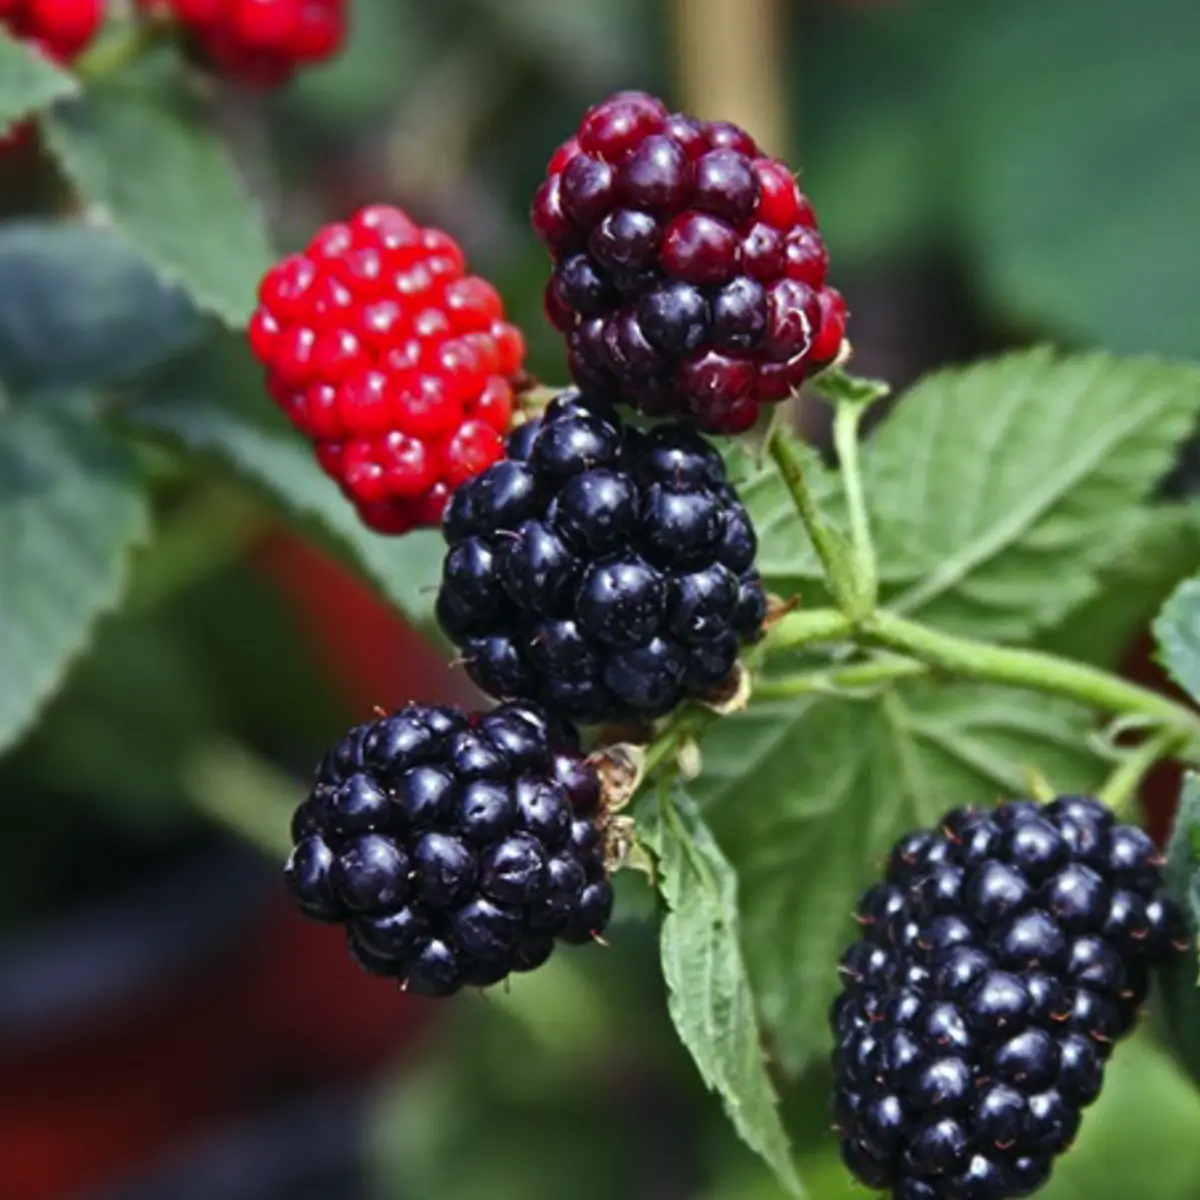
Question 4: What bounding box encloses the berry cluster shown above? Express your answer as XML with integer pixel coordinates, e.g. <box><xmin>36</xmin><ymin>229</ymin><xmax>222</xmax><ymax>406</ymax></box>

<box><xmin>436</xmin><ymin>389</ymin><xmax>766</xmax><ymax>725</ymax></box>
<box><xmin>532</xmin><ymin>90</ymin><xmax>846</xmax><ymax>434</ymax></box>
<box><xmin>285</xmin><ymin>700</ymin><xmax>613</xmax><ymax>996</ymax></box>
<box><xmin>248</xmin><ymin>204</ymin><xmax>527</xmax><ymax>534</ymax></box>
<box><xmin>831</xmin><ymin>796</ymin><xmax>1186</xmax><ymax>1200</ymax></box>
<box><xmin>137</xmin><ymin>0</ymin><xmax>347</xmax><ymax>88</ymax></box>
<box><xmin>0</xmin><ymin>0</ymin><xmax>104</xmax><ymax>63</ymax></box>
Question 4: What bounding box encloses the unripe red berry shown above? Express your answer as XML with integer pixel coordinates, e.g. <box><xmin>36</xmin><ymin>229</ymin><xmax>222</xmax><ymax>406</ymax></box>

<box><xmin>250</xmin><ymin>205</ymin><xmax>526</xmax><ymax>534</ymax></box>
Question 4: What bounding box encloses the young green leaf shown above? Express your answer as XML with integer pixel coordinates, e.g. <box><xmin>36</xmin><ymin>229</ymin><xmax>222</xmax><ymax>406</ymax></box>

<box><xmin>689</xmin><ymin>682</ymin><xmax>1106</xmax><ymax>1074</ymax></box>
<box><xmin>43</xmin><ymin>81</ymin><xmax>273</xmax><ymax>328</ymax></box>
<box><xmin>0</xmin><ymin>405</ymin><xmax>150</xmax><ymax>756</ymax></box>
<box><xmin>641</xmin><ymin>786</ymin><xmax>803</xmax><ymax>1199</ymax></box>
<box><xmin>1154</xmin><ymin>772</ymin><xmax>1200</xmax><ymax>1091</ymax></box>
<box><xmin>124</xmin><ymin>349</ymin><xmax>443</xmax><ymax>628</ymax></box>
<box><xmin>0</xmin><ymin>221</ymin><xmax>201</xmax><ymax>389</ymax></box>
<box><xmin>1154</xmin><ymin>575</ymin><xmax>1200</xmax><ymax>705</ymax></box>
<box><xmin>866</xmin><ymin>349</ymin><xmax>1200</xmax><ymax>640</ymax></box>
<box><xmin>0</xmin><ymin>28</ymin><xmax>77</xmax><ymax>134</ymax></box>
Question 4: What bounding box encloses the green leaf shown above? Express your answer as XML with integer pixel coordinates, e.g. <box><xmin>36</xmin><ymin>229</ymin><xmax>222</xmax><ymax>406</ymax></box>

<box><xmin>1154</xmin><ymin>771</ymin><xmax>1200</xmax><ymax>1089</ymax></box>
<box><xmin>43</xmin><ymin>80</ymin><xmax>273</xmax><ymax>327</ymax></box>
<box><xmin>0</xmin><ymin>28</ymin><xmax>77</xmax><ymax>135</ymax></box>
<box><xmin>123</xmin><ymin>342</ymin><xmax>443</xmax><ymax>626</ymax></box>
<box><xmin>945</xmin><ymin>0</ymin><xmax>1200</xmax><ymax>359</ymax></box>
<box><xmin>1039</xmin><ymin>505</ymin><xmax>1200</xmax><ymax>668</ymax></box>
<box><xmin>0</xmin><ymin>220</ymin><xmax>201</xmax><ymax>389</ymax></box>
<box><xmin>0</xmin><ymin>404</ymin><xmax>150</xmax><ymax>756</ymax></box>
<box><xmin>867</xmin><ymin>349</ymin><xmax>1200</xmax><ymax>639</ymax></box>
<box><xmin>641</xmin><ymin>786</ymin><xmax>803</xmax><ymax>1198</ymax></box>
<box><xmin>690</xmin><ymin>683</ymin><xmax>1106</xmax><ymax>1073</ymax></box>
<box><xmin>1154</xmin><ymin>575</ymin><xmax>1200</xmax><ymax>706</ymax></box>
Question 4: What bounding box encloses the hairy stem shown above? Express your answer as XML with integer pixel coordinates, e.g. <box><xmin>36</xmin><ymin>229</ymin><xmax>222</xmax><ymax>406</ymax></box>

<box><xmin>761</xmin><ymin>607</ymin><xmax>854</xmax><ymax>655</ymax></box>
<box><xmin>833</xmin><ymin>400</ymin><xmax>878</xmax><ymax>610</ymax></box>
<box><xmin>865</xmin><ymin>611</ymin><xmax>1200</xmax><ymax>738</ymax></box>
<box><xmin>766</xmin><ymin>432</ymin><xmax>859</xmax><ymax>612</ymax></box>
<box><xmin>76</xmin><ymin>17</ymin><xmax>170</xmax><ymax>82</ymax></box>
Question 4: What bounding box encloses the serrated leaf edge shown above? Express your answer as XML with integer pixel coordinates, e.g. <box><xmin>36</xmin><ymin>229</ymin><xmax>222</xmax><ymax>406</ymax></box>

<box><xmin>41</xmin><ymin>98</ymin><xmax>271</xmax><ymax>328</ymax></box>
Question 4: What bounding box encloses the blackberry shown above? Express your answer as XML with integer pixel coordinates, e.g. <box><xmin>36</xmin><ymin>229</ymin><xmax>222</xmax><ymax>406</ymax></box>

<box><xmin>437</xmin><ymin>389</ymin><xmax>765</xmax><ymax>723</ymax></box>
<box><xmin>831</xmin><ymin>797</ymin><xmax>1185</xmax><ymax>1198</ymax></box>
<box><xmin>284</xmin><ymin>700</ymin><xmax>613</xmax><ymax>996</ymax></box>
<box><xmin>533</xmin><ymin>91</ymin><xmax>846</xmax><ymax>434</ymax></box>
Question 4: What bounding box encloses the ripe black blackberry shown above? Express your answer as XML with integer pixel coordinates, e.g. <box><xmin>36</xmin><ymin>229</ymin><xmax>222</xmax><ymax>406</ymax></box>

<box><xmin>284</xmin><ymin>700</ymin><xmax>613</xmax><ymax>996</ymax></box>
<box><xmin>531</xmin><ymin>91</ymin><xmax>847</xmax><ymax>435</ymax></box>
<box><xmin>436</xmin><ymin>389</ymin><xmax>766</xmax><ymax>725</ymax></box>
<box><xmin>831</xmin><ymin>795</ymin><xmax>1186</xmax><ymax>1199</ymax></box>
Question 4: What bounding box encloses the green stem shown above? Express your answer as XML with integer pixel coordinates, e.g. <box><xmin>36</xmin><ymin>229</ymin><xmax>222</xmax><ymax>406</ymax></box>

<box><xmin>767</xmin><ymin>427</ymin><xmax>858</xmax><ymax>612</ymax></box>
<box><xmin>760</xmin><ymin>607</ymin><xmax>854</xmax><ymax>655</ymax></box>
<box><xmin>833</xmin><ymin>400</ymin><xmax>878</xmax><ymax>610</ymax></box>
<box><xmin>184</xmin><ymin>740</ymin><xmax>296</xmax><ymax>858</ymax></box>
<box><xmin>866</xmin><ymin>610</ymin><xmax>1200</xmax><ymax>736</ymax></box>
<box><xmin>126</xmin><ymin>486</ymin><xmax>272</xmax><ymax>614</ymax></box>
<box><xmin>1097</xmin><ymin>728</ymin><xmax>1186</xmax><ymax>816</ymax></box>
<box><xmin>754</xmin><ymin>656</ymin><xmax>927</xmax><ymax>701</ymax></box>
<box><xmin>75</xmin><ymin>17</ymin><xmax>169</xmax><ymax>82</ymax></box>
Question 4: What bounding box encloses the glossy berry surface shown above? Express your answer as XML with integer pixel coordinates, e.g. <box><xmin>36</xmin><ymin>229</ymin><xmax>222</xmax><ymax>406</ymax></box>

<box><xmin>533</xmin><ymin>90</ymin><xmax>846</xmax><ymax>434</ymax></box>
<box><xmin>831</xmin><ymin>796</ymin><xmax>1185</xmax><ymax>1198</ymax></box>
<box><xmin>436</xmin><ymin>389</ymin><xmax>766</xmax><ymax>724</ymax></box>
<box><xmin>248</xmin><ymin>204</ymin><xmax>526</xmax><ymax>534</ymax></box>
<box><xmin>135</xmin><ymin>0</ymin><xmax>347</xmax><ymax>87</ymax></box>
<box><xmin>284</xmin><ymin>700</ymin><xmax>612</xmax><ymax>996</ymax></box>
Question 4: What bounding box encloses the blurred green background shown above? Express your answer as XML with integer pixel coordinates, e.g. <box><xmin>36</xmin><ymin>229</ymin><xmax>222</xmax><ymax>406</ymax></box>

<box><xmin>2</xmin><ymin>0</ymin><xmax>1199</xmax><ymax>1197</ymax></box>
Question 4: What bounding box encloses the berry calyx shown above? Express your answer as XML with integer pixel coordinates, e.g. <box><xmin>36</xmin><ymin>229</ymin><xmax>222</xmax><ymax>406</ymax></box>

<box><xmin>532</xmin><ymin>91</ymin><xmax>847</xmax><ymax>435</ymax></box>
<box><xmin>832</xmin><ymin>796</ymin><xmax>1185</xmax><ymax>1199</ymax></box>
<box><xmin>249</xmin><ymin>204</ymin><xmax>527</xmax><ymax>534</ymax></box>
<box><xmin>285</xmin><ymin>700</ymin><xmax>614</xmax><ymax>996</ymax></box>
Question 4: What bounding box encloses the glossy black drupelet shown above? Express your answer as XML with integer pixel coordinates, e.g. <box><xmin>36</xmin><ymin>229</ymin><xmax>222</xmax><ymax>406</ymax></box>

<box><xmin>436</xmin><ymin>389</ymin><xmax>766</xmax><ymax>724</ymax></box>
<box><xmin>831</xmin><ymin>796</ymin><xmax>1186</xmax><ymax>1199</ymax></box>
<box><xmin>284</xmin><ymin>701</ymin><xmax>613</xmax><ymax>996</ymax></box>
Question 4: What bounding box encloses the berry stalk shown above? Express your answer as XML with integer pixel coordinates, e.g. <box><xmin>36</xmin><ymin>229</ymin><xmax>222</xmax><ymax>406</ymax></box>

<box><xmin>832</xmin><ymin>396</ymin><xmax>878</xmax><ymax>613</ymax></box>
<box><xmin>1096</xmin><ymin>727</ymin><xmax>1189</xmax><ymax>816</ymax></box>
<box><xmin>75</xmin><ymin>14</ymin><xmax>167</xmax><ymax>82</ymax></box>
<box><xmin>865</xmin><ymin>611</ymin><xmax>1200</xmax><ymax>747</ymax></box>
<box><xmin>766</xmin><ymin>425</ymin><xmax>861</xmax><ymax>613</ymax></box>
